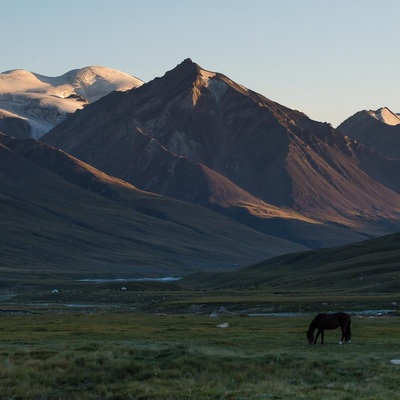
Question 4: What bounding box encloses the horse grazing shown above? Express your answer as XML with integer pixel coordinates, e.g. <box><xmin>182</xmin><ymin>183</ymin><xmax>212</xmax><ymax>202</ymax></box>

<box><xmin>306</xmin><ymin>312</ymin><xmax>351</xmax><ymax>345</ymax></box>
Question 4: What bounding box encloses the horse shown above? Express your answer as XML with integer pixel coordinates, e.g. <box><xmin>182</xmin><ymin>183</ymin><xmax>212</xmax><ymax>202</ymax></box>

<box><xmin>306</xmin><ymin>312</ymin><xmax>351</xmax><ymax>345</ymax></box>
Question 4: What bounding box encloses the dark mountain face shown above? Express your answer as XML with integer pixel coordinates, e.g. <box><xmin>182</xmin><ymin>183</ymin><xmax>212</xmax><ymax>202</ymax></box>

<box><xmin>43</xmin><ymin>59</ymin><xmax>400</xmax><ymax>241</ymax></box>
<box><xmin>348</xmin><ymin>141</ymin><xmax>400</xmax><ymax>196</ymax></box>
<box><xmin>0</xmin><ymin>113</ymin><xmax>32</xmax><ymax>138</ymax></box>
<box><xmin>37</xmin><ymin>97</ymin><xmax>263</xmax><ymax>208</ymax></box>
<box><xmin>335</xmin><ymin>108</ymin><xmax>400</xmax><ymax>198</ymax></box>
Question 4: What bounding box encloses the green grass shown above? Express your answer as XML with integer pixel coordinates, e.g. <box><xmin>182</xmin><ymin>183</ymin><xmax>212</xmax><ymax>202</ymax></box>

<box><xmin>8</xmin><ymin>283</ymin><xmax>398</xmax><ymax>321</ymax></box>
<box><xmin>0</xmin><ymin>312</ymin><xmax>399</xmax><ymax>399</ymax></box>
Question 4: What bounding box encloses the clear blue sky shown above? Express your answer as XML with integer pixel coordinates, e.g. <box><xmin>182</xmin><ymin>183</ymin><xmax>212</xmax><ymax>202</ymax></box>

<box><xmin>2</xmin><ymin>0</ymin><xmax>399</xmax><ymax>126</ymax></box>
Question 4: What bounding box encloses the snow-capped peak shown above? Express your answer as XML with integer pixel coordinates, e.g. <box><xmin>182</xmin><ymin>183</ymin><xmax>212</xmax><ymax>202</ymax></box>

<box><xmin>367</xmin><ymin>107</ymin><xmax>400</xmax><ymax>126</ymax></box>
<box><xmin>0</xmin><ymin>66</ymin><xmax>144</xmax><ymax>138</ymax></box>
<box><xmin>36</xmin><ymin>66</ymin><xmax>143</xmax><ymax>102</ymax></box>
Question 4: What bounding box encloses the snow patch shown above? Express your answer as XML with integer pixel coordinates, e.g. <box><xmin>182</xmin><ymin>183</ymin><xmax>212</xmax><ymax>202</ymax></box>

<box><xmin>367</xmin><ymin>107</ymin><xmax>400</xmax><ymax>126</ymax></box>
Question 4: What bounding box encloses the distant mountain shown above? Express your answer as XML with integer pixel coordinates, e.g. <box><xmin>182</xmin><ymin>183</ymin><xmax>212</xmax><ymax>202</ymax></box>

<box><xmin>43</xmin><ymin>59</ymin><xmax>400</xmax><ymax>244</ymax></box>
<box><xmin>0</xmin><ymin>132</ymin><xmax>308</xmax><ymax>283</ymax></box>
<box><xmin>337</xmin><ymin>107</ymin><xmax>400</xmax><ymax>159</ymax></box>
<box><xmin>0</xmin><ymin>66</ymin><xmax>143</xmax><ymax>139</ymax></box>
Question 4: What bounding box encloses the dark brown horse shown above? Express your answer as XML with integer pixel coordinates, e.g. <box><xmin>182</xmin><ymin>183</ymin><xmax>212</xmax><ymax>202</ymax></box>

<box><xmin>306</xmin><ymin>312</ymin><xmax>351</xmax><ymax>345</ymax></box>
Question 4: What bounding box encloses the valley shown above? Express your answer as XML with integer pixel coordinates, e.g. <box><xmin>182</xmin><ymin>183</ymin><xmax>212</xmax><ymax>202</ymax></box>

<box><xmin>3</xmin><ymin>2</ymin><xmax>400</xmax><ymax>399</ymax></box>
<box><xmin>1</xmin><ymin>253</ymin><xmax>398</xmax><ymax>400</ymax></box>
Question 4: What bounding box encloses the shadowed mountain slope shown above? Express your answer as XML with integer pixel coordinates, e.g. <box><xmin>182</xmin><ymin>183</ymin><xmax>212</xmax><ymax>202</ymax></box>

<box><xmin>336</xmin><ymin>108</ymin><xmax>400</xmax><ymax>196</ymax></box>
<box><xmin>348</xmin><ymin>141</ymin><xmax>400</xmax><ymax>196</ymax></box>
<box><xmin>0</xmin><ymin>133</ymin><xmax>307</xmax><ymax>283</ymax></box>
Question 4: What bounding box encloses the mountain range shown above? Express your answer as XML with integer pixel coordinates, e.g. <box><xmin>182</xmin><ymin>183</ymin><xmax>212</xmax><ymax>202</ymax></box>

<box><xmin>2</xmin><ymin>59</ymin><xmax>400</xmax><ymax>284</ymax></box>
<box><xmin>43</xmin><ymin>59</ymin><xmax>400</xmax><ymax>246</ymax></box>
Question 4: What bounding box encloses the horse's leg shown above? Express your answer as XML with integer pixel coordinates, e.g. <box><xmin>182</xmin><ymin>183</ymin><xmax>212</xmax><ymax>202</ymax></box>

<box><xmin>320</xmin><ymin>330</ymin><xmax>324</xmax><ymax>345</ymax></box>
<box><xmin>314</xmin><ymin>329</ymin><xmax>321</xmax><ymax>344</ymax></box>
<box><xmin>345</xmin><ymin>322</ymin><xmax>351</xmax><ymax>344</ymax></box>
<box><xmin>339</xmin><ymin>328</ymin><xmax>345</xmax><ymax>344</ymax></box>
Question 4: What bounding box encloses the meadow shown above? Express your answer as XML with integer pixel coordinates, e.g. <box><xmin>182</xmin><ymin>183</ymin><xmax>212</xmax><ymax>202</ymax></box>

<box><xmin>0</xmin><ymin>310</ymin><xmax>399</xmax><ymax>399</ymax></box>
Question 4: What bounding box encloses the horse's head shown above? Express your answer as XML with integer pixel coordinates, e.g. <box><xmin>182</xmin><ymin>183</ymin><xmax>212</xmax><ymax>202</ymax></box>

<box><xmin>306</xmin><ymin>330</ymin><xmax>314</xmax><ymax>345</ymax></box>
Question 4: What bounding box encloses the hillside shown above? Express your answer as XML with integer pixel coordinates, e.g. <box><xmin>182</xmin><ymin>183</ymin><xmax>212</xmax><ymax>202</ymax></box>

<box><xmin>179</xmin><ymin>232</ymin><xmax>400</xmax><ymax>294</ymax></box>
<box><xmin>0</xmin><ymin>133</ymin><xmax>306</xmax><ymax>285</ymax></box>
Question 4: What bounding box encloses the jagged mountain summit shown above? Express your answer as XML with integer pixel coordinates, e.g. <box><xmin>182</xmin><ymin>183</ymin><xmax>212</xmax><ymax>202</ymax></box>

<box><xmin>43</xmin><ymin>59</ymin><xmax>400</xmax><ymax>246</ymax></box>
<box><xmin>0</xmin><ymin>66</ymin><xmax>143</xmax><ymax>139</ymax></box>
<box><xmin>337</xmin><ymin>107</ymin><xmax>400</xmax><ymax>159</ymax></box>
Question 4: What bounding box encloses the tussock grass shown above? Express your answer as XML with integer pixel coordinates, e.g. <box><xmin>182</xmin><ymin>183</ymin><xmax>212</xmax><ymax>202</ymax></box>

<box><xmin>0</xmin><ymin>313</ymin><xmax>399</xmax><ymax>399</ymax></box>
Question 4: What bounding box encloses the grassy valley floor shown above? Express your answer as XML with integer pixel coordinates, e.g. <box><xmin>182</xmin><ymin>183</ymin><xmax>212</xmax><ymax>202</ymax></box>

<box><xmin>0</xmin><ymin>310</ymin><xmax>399</xmax><ymax>399</ymax></box>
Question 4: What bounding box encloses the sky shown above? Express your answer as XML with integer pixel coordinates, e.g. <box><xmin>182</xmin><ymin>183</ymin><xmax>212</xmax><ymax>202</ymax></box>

<box><xmin>1</xmin><ymin>0</ymin><xmax>399</xmax><ymax>127</ymax></box>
